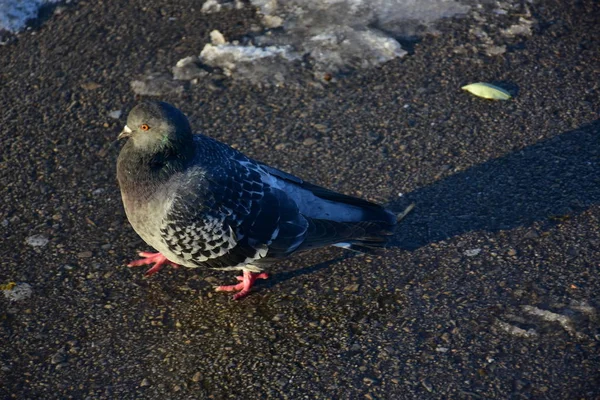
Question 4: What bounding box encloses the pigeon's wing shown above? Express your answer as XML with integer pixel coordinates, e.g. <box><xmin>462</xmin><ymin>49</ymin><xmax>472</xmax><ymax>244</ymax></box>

<box><xmin>256</xmin><ymin>161</ymin><xmax>396</xmax><ymax>224</ymax></box>
<box><xmin>159</xmin><ymin>153</ymin><xmax>309</xmax><ymax>270</ymax></box>
<box><xmin>254</xmin><ymin>161</ymin><xmax>397</xmax><ymax>252</ymax></box>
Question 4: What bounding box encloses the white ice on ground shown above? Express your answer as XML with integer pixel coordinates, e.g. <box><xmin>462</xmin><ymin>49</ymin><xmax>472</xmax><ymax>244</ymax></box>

<box><xmin>200</xmin><ymin>41</ymin><xmax>301</xmax><ymax>85</ymax></box>
<box><xmin>201</xmin><ymin>0</ymin><xmax>243</xmax><ymax>14</ymax></box>
<box><xmin>172</xmin><ymin>56</ymin><xmax>208</xmax><ymax>81</ymax></box>
<box><xmin>2</xmin><ymin>283</ymin><xmax>33</xmax><ymax>302</ymax></box>
<box><xmin>190</xmin><ymin>0</ymin><xmax>470</xmax><ymax>84</ymax></box>
<box><xmin>130</xmin><ymin>73</ymin><xmax>185</xmax><ymax>96</ymax></box>
<box><xmin>201</xmin><ymin>43</ymin><xmax>300</xmax><ymax>71</ymax></box>
<box><xmin>0</xmin><ymin>0</ymin><xmax>61</xmax><ymax>33</ymax></box>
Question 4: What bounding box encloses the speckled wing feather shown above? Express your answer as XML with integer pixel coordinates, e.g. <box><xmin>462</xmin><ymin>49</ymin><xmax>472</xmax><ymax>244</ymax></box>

<box><xmin>159</xmin><ymin>137</ymin><xmax>309</xmax><ymax>270</ymax></box>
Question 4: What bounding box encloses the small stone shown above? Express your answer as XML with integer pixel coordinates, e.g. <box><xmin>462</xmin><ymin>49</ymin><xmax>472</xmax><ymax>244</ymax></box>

<box><xmin>54</xmin><ymin>5</ymin><xmax>67</xmax><ymax>15</ymax></box>
<box><xmin>350</xmin><ymin>343</ymin><xmax>362</xmax><ymax>351</ymax></box>
<box><xmin>262</xmin><ymin>15</ymin><xmax>283</xmax><ymax>28</ymax></box>
<box><xmin>192</xmin><ymin>372</ymin><xmax>202</xmax><ymax>382</ymax></box>
<box><xmin>272</xmin><ymin>314</ymin><xmax>285</xmax><ymax>322</ymax></box>
<box><xmin>421</xmin><ymin>380</ymin><xmax>433</xmax><ymax>392</ymax></box>
<box><xmin>485</xmin><ymin>45</ymin><xmax>507</xmax><ymax>56</ymax></box>
<box><xmin>363</xmin><ymin>377</ymin><xmax>376</xmax><ymax>385</ymax></box>
<box><xmin>173</xmin><ymin>385</ymin><xmax>181</xmax><ymax>392</ymax></box>
<box><xmin>276</xmin><ymin>377</ymin><xmax>287</xmax><ymax>387</ymax></box>
<box><xmin>26</xmin><ymin>234</ymin><xmax>49</xmax><ymax>247</ymax></box>
<box><xmin>77</xmin><ymin>251</ymin><xmax>93</xmax><ymax>258</ymax></box>
<box><xmin>210</xmin><ymin>30</ymin><xmax>227</xmax><ymax>45</ymax></box>
<box><xmin>81</xmin><ymin>82</ymin><xmax>101</xmax><ymax>91</ymax></box>
<box><xmin>313</xmin><ymin>123</ymin><xmax>329</xmax><ymax>133</ymax></box>
<box><xmin>567</xmin><ymin>247</ymin><xmax>579</xmax><ymax>257</ymax></box>
<box><xmin>345</xmin><ymin>283</ymin><xmax>360</xmax><ymax>292</ymax></box>
<box><xmin>108</xmin><ymin>110</ymin><xmax>122</xmax><ymax>119</ymax></box>
<box><xmin>502</xmin><ymin>20</ymin><xmax>533</xmax><ymax>37</ymax></box>
<box><xmin>303</xmin><ymin>138</ymin><xmax>317</xmax><ymax>146</ymax></box>
<box><xmin>51</xmin><ymin>351</ymin><xmax>66</xmax><ymax>364</ymax></box>
<box><xmin>1</xmin><ymin>219</ymin><xmax>8</xmax><ymax>227</ymax></box>
<box><xmin>464</xmin><ymin>248</ymin><xmax>481</xmax><ymax>257</ymax></box>
<box><xmin>453</xmin><ymin>45</ymin><xmax>469</xmax><ymax>55</ymax></box>
<box><xmin>507</xmin><ymin>248</ymin><xmax>517</xmax><ymax>256</ymax></box>
<box><xmin>140</xmin><ymin>378</ymin><xmax>150</xmax><ymax>387</ymax></box>
<box><xmin>524</xmin><ymin>229</ymin><xmax>539</xmax><ymax>239</ymax></box>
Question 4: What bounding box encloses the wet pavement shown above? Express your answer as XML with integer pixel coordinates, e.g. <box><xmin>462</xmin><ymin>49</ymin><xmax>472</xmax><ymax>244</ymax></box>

<box><xmin>1</xmin><ymin>0</ymin><xmax>599</xmax><ymax>398</ymax></box>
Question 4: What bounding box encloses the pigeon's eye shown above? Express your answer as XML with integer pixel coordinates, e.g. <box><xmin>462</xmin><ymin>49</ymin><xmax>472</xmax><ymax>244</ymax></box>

<box><xmin>140</xmin><ymin>124</ymin><xmax>151</xmax><ymax>131</ymax></box>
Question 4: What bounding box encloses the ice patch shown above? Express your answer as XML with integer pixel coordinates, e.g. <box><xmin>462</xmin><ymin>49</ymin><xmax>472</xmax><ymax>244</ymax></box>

<box><xmin>169</xmin><ymin>0</ymin><xmax>535</xmax><ymax>86</ymax></box>
<box><xmin>496</xmin><ymin>320</ymin><xmax>538</xmax><ymax>338</ymax></box>
<box><xmin>0</xmin><ymin>0</ymin><xmax>62</xmax><ymax>33</ymax></box>
<box><xmin>200</xmin><ymin>42</ymin><xmax>301</xmax><ymax>85</ymax></box>
<box><xmin>201</xmin><ymin>0</ymin><xmax>243</xmax><ymax>14</ymax></box>
<box><xmin>130</xmin><ymin>73</ymin><xmax>185</xmax><ymax>96</ymax></box>
<box><xmin>501</xmin><ymin>17</ymin><xmax>533</xmax><ymax>37</ymax></box>
<box><xmin>209</xmin><ymin>29</ymin><xmax>226</xmax><ymax>45</ymax></box>
<box><xmin>172</xmin><ymin>56</ymin><xmax>209</xmax><ymax>81</ymax></box>
<box><xmin>2</xmin><ymin>282</ymin><xmax>33</xmax><ymax>302</ymax></box>
<box><xmin>188</xmin><ymin>0</ymin><xmax>470</xmax><ymax>84</ymax></box>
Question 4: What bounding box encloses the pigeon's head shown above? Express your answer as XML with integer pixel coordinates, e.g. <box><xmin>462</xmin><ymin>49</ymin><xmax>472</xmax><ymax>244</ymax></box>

<box><xmin>119</xmin><ymin>101</ymin><xmax>192</xmax><ymax>152</ymax></box>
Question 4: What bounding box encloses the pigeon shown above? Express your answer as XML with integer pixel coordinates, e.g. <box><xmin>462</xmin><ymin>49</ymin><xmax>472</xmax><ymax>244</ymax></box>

<box><xmin>117</xmin><ymin>101</ymin><xmax>396</xmax><ymax>299</ymax></box>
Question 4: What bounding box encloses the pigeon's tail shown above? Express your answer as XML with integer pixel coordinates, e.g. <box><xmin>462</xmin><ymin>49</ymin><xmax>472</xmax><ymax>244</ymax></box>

<box><xmin>296</xmin><ymin>212</ymin><xmax>396</xmax><ymax>254</ymax></box>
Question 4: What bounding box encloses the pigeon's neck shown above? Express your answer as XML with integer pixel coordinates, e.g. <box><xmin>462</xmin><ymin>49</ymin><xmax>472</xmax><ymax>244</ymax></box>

<box><xmin>117</xmin><ymin>140</ymin><xmax>193</xmax><ymax>198</ymax></box>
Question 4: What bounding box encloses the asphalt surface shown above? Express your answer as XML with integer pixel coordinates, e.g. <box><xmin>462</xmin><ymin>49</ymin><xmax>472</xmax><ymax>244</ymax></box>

<box><xmin>1</xmin><ymin>0</ymin><xmax>599</xmax><ymax>398</ymax></box>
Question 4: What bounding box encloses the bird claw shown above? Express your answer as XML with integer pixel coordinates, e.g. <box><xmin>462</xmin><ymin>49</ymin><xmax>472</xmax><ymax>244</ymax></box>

<box><xmin>215</xmin><ymin>271</ymin><xmax>269</xmax><ymax>300</ymax></box>
<box><xmin>127</xmin><ymin>252</ymin><xmax>179</xmax><ymax>276</ymax></box>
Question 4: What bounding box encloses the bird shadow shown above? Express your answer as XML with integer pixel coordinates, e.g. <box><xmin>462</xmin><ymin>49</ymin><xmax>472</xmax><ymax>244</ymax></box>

<box><xmin>253</xmin><ymin>121</ymin><xmax>599</xmax><ymax>291</ymax></box>
<box><xmin>261</xmin><ymin>255</ymin><xmax>353</xmax><ymax>289</ymax></box>
<box><xmin>388</xmin><ymin>120</ymin><xmax>600</xmax><ymax>250</ymax></box>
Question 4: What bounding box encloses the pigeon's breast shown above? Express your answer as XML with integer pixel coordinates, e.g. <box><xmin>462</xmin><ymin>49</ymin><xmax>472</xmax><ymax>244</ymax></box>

<box><xmin>121</xmin><ymin>184</ymin><xmax>186</xmax><ymax>264</ymax></box>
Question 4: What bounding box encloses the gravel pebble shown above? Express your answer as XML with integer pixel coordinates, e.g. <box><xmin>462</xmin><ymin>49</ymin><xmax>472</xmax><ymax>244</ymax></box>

<box><xmin>26</xmin><ymin>234</ymin><xmax>49</xmax><ymax>247</ymax></box>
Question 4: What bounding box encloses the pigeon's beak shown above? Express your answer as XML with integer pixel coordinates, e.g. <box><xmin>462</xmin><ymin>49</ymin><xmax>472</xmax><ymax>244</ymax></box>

<box><xmin>118</xmin><ymin>125</ymin><xmax>132</xmax><ymax>140</ymax></box>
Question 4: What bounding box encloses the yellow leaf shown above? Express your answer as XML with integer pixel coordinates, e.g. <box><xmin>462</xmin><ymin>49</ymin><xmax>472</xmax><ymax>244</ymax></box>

<box><xmin>461</xmin><ymin>82</ymin><xmax>512</xmax><ymax>100</ymax></box>
<box><xmin>0</xmin><ymin>282</ymin><xmax>16</xmax><ymax>291</ymax></box>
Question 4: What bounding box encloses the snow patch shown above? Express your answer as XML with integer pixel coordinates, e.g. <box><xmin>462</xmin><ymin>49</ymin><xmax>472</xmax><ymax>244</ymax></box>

<box><xmin>199</xmin><ymin>41</ymin><xmax>300</xmax><ymax>85</ymax></box>
<box><xmin>2</xmin><ymin>283</ymin><xmax>33</xmax><ymax>302</ymax></box>
<box><xmin>0</xmin><ymin>0</ymin><xmax>62</xmax><ymax>33</ymax></box>
<box><xmin>130</xmin><ymin>73</ymin><xmax>185</xmax><ymax>96</ymax></box>
<box><xmin>172</xmin><ymin>56</ymin><xmax>209</xmax><ymax>81</ymax></box>
<box><xmin>186</xmin><ymin>0</ymin><xmax>471</xmax><ymax>84</ymax></box>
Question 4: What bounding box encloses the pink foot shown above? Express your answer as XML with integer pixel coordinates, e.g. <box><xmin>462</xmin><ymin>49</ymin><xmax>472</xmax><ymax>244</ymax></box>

<box><xmin>215</xmin><ymin>271</ymin><xmax>269</xmax><ymax>300</ymax></box>
<box><xmin>127</xmin><ymin>251</ymin><xmax>179</xmax><ymax>277</ymax></box>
